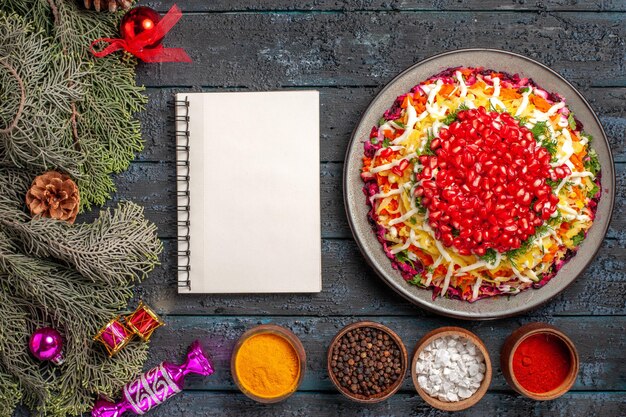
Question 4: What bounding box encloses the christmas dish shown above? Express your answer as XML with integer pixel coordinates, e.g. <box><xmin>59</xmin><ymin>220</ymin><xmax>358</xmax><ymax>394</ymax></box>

<box><xmin>344</xmin><ymin>49</ymin><xmax>614</xmax><ymax>319</ymax></box>
<box><xmin>361</xmin><ymin>66</ymin><xmax>600</xmax><ymax>301</ymax></box>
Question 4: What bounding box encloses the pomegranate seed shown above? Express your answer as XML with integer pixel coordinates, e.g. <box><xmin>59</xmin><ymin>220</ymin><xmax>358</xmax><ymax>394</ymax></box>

<box><xmin>549</xmin><ymin>193</ymin><xmax>560</xmax><ymax>205</ymax></box>
<box><xmin>380</xmin><ymin>148</ymin><xmax>392</xmax><ymax>158</ymax></box>
<box><xmin>412</xmin><ymin>106</ymin><xmax>558</xmax><ymax>254</ymax></box>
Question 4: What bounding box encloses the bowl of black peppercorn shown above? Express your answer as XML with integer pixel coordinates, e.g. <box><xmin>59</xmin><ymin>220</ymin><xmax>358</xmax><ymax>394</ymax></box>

<box><xmin>327</xmin><ymin>321</ymin><xmax>408</xmax><ymax>403</ymax></box>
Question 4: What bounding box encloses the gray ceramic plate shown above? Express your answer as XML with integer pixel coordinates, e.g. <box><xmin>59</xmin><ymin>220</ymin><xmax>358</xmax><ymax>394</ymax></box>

<box><xmin>344</xmin><ymin>49</ymin><xmax>615</xmax><ymax>320</ymax></box>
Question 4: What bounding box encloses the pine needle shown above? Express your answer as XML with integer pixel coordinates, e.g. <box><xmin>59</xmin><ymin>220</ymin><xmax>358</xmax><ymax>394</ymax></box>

<box><xmin>0</xmin><ymin>1</ymin><xmax>161</xmax><ymax>416</ymax></box>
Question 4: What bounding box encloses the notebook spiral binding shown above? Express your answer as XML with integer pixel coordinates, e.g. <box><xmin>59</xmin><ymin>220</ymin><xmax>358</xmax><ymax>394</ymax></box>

<box><xmin>175</xmin><ymin>96</ymin><xmax>191</xmax><ymax>290</ymax></box>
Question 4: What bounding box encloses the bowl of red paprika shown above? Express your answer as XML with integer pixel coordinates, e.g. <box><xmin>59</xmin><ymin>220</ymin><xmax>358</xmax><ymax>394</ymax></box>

<box><xmin>501</xmin><ymin>322</ymin><xmax>579</xmax><ymax>400</ymax></box>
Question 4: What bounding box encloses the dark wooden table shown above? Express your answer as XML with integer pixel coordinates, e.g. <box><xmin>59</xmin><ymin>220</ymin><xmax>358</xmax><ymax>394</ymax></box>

<box><xmin>120</xmin><ymin>1</ymin><xmax>626</xmax><ymax>415</ymax></box>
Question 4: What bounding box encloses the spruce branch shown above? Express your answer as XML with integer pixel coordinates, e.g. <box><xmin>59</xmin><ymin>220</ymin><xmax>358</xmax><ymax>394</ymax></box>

<box><xmin>0</xmin><ymin>60</ymin><xmax>26</xmax><ymax>135</ymax></box>
<box><xmin>0</xmin><ymin>1</ymin><xmax>162</xmax><ymax>416</ymax></box>
<box><xmin>1</xmin><ymin>202</ymin><xmax>163</xmax><ymax>286</ymax></box>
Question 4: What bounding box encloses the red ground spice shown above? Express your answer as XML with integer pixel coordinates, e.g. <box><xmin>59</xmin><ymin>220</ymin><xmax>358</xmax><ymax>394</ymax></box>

<box><xmin>512</xmin><ymin>333</ymin><xmax>572</xmax><ymax>393</ymax></box>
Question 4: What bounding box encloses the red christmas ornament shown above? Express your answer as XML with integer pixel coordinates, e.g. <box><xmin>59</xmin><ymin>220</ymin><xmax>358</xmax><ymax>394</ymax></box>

<box><xmin>120</xmin><ymin>7</ymin><xmax>162</xmax><ymax>48</ymax></box>
<box><xmin>91</xmin><ymin>4</ymin><xmax>191</xmax><ymax>63</ymax></box>
<box><xmin>125</xmin><ymin>301</ymin><xmax>164</xmax><ymax>342</ymax></box>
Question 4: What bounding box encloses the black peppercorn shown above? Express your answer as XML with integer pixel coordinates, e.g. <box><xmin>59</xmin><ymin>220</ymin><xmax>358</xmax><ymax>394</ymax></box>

<box><xmin>330</xmin><ymin>326</ymin><xmax>404</xmax><ymax>399</ymax></box>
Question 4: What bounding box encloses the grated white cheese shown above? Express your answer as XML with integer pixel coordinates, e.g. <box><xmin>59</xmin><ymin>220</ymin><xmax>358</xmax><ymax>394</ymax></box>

<box><xmin>515</xmin><ymin>87</ymin><xmax>532</xmax><ymax>116</ymax></box>
<box><xmin>370</xmin><ymin>153</ymin><xmax>417</xmax><ymax>174</ymax></box>
<box><xmin>389</xmin><ymin>208</ymin><xmax>419</xmax><ymax>226</ymax></box>
<box><xmin>472</xmin><ymin>277</ymin><xmax>483</xmax><ymax>300</ymax></box>
<box><xmin>390</xmin><ymin>229</ymin><xmax>416</xmax><ymax>255</ymax></box>
<box><xmin>440</xmin><ymin>262</ymin><xmax>455</xmax><ymax>297</ymax></box>
<box><xmin>392</xmin><ymin>103</ymin><xmax>418</xmax><ymax>145</ymax></box>
<box><xmin>455</xmin><ymin>71</ymin><xmax>468</xmax><ymax>97</ymax></box>
<box><xmin>489</xmin><ymin>97</ymin><xmax>506</xmax><ymax>111</ymax></box>
<box><xmin>491</xmin><ymin>77</ymin><xmax>501</xmax><ymax>98</ymax></box>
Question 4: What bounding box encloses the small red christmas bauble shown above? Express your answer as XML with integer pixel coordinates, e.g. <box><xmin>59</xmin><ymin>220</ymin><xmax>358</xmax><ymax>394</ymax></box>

<box><xmin>120</xmin><ymin>7</ymin><xmax>163</xmax><ymax>48</ymax></box>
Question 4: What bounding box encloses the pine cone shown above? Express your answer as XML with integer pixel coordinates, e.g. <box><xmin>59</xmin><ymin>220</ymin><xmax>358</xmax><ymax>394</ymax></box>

<box><xmin>26</xmin><ymin>171</ymin><xmax>80</xmax><ymax>224</ymax></box>
<box><xmin>83</xmin><ymin>0</ymin><xmax>133</xmax><ymax>12</ymax></box>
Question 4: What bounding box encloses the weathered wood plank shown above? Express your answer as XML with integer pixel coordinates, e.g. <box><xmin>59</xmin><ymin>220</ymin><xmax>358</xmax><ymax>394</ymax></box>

<box><xmin>142</xmin><ymin>392</ymin><xmax>626</xmax><ymax>417</ymax></box>
<box><xmin>147</xmin><ymin>0</ymin><xmax>626</xmax><ymax>12</ymax></box>
<box><xmin>138</xmin><ymin>316</ymin><xmax>625</xmax><ymax>393</ymax></box>
<box><xmin>136</xmin><ymin>87</ymin><xmax>626</xmax><ymax>164</ymax></box>
<box><xmin>136</xmin><ymin>13</ymin><xmax>625</xmax><ymax>88</ymax></box>
<box><xmin>12</xmin><ymin>392</ymin><xmax>626</xmax><ymax>417</ymax></box>
<box><xmin>95</xmin><ymin>161</ymin><xmax>625</xmax><ymax>241</ymax></box>
<box><xmin>135</xmin><ymin>238</ymin><xmax>626</xmax><ymax>317</ymax></box>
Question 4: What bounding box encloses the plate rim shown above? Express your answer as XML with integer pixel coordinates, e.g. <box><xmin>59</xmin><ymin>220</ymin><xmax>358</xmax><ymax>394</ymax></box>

<box><xmin>343</xmin><ymin>48</ymin><xmax>616</xmax><ymax>320</ymax></box>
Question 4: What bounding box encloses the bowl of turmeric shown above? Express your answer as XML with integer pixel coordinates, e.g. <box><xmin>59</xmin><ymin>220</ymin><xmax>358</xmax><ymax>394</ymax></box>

<box><xmin>231</xmin><ymin>324</ymin><xmax>306</xmax><ymax>403</ymax></box>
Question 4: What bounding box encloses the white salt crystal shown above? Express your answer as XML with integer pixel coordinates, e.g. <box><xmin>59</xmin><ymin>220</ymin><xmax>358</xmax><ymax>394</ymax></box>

<box><xmin>447</xmin><ymin>392</ymin><xmax>459</xmax><ymax>402</ymax></box>
<box><xmin>414</xmin><ymin>335</ymin><xmax>486</xmax><ymax>403</ymax></box>
<box><xmin>458</xmin><ymin>388</ymin><xmax>472</xmax><ymax>399</ymax></box>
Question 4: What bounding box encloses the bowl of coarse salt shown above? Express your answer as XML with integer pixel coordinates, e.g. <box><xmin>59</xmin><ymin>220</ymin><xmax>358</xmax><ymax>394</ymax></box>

<box><xmin>411</xmin><ymin>327</ymin><xmax>492</xmax><ymax>411</ymax></box>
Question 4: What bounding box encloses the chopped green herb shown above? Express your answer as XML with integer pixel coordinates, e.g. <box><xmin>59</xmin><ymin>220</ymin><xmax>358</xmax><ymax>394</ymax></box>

<box><xmin>420</xmin><ymin>129</ymin><xmax>436</xmax><ymax>156</ymax></box>
<box><xmin>515</xmin><ymin>116</ymin><xmax>529</xmax><ymax>126</ymax></box>
<box><xmin>584</xmin><ymin>148</ymin><xmax>601</xmax><ymax>176</ymax></box>
<box><xmin>568</xmin><ymin>113</ymin><xmax>577</xmax><ymax>130</ymax></box>
<box><xmin>548</xmin><ymin>211</ymin><xmax>563</xmax><ymax>227</ymax></box>
<box><xmin>370</xmin><ymin>137</ymin><xmax>378</xmax><ymax>144</ymax></box>
<box><xmin>587</xmin><ymin>182</ymin><xmax>599</xmax><ymax>198</ymax></box>
<box><xmin>394</xmin><ymin>121</ymin><xmax>406</xmax><ymax>129</ymax></box>
<box><xmin>506</xmin><ymin>225</ymin><xmax>550</xmax><ymax>260</ymax></box>
<box><xmin>479</xmin><ymin>248</ymin><xmax>497</xmax><ymax>264</ymax></box>
<box><xmin>441</xmin><ymin>103</ymin><xmax>470</xmax><ymax>126</ymax></box>
<box><xmin>520</xmin><ymin>87</ymin><xmax>531</xmax><ymax>93</ymax></box>
<box><xmin>442</xmin><ymin>111</ymin><xmax>458</xmax><ymax>126</ymax></box>
<box><xmin>407</xmin><ymin>275</ymin><xmax>424</xmax><ymax>286</ymax></box>
<box><xmin>395</xmin><ymin>250</ymin><xmax>416</xmax><ymax>269</ymax></box>
<box><xmin>378</xmin><ymin>117</ymin><xmax>386</xmax><ymax>126</ymax></box>
<box><xmin>530</xmin><ymin>121</ymin><xmax>549</xmax><ymax>141</ymax></box>
<box><xmin>382</xmin><ymin>138</ymin><xmax>391</xmax><ymax>148</ymax></box>
<box><xmin>571</xmin><ymin>230</ymin><xmax>585</xmax><ymax>246</ymax></box>
<box><xmin>546</xmin><ymin>179</ymin><xmax>560</xmax><ymax>189</ymax></box>
<box><xmin>542</xmin><ymin>138</ymin><xmax>558</xmax><ymax>156</ymax></box>
<box><xmin>581</xmin><ymin>132</ymin><xmax>593</xmax><ymax>144</ymax></box>
<box><xmin>409</xmin><ymin>217</ymin><xmax>417</xmax><ymax>225</ymax></box>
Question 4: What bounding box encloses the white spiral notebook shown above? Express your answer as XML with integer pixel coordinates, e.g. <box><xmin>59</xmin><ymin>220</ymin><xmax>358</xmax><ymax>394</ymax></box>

<box><xmin>175</xmin><ymin>91</ymin><xmax>321</xmax><ymax>293</ymax></box>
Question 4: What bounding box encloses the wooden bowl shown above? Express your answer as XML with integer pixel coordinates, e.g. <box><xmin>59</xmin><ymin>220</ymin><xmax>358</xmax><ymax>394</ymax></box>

<box><xmin>231</xmin><ymin>324</ymin><xmax>306</xmax><ymax>403</ymax></box>
<box><xmin>326</xmin><ymin>321</ymin><xmax>408</xmax><ymax>403</ymax></box>
<box><xmin>501</xmin><ymin>322</ymin><xmax>579</xmax><ymax>400</ymax></box>
<box><xmin>411</xmin><ymin>326</ymin><xmax>492</xmax><ymax>412</ymax></box>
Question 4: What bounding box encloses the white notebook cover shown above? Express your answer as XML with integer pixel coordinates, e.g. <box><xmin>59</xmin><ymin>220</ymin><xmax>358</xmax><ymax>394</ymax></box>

<box><xmin>176</xmin><ymin>91</ymin><xmax>321</xmax><ymax>293</ymax></box>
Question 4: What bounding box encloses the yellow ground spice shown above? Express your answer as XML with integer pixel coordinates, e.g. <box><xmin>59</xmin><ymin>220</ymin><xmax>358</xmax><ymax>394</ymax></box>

<box><xmin>235</xmin><ymin>333</ymin><xmax>300</xmax><ymax>398</ymax></box>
